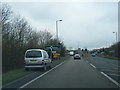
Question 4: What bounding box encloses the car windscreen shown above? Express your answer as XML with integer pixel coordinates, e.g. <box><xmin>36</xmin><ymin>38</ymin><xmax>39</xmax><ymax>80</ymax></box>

<box><xmin>26</xmin><ymin>51</ymin><xmax>42</xmax><ymax>58</ymax></box>
<box><xmin>75</xmin><ymin>54</ymin><xmax>80</xmax><ymax>56</ymax></box>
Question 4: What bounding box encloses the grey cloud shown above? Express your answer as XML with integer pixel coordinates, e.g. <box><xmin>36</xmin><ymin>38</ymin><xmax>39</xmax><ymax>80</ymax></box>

<box><xmin>9</xmin><ymin>2</ymin><xmax>118</xmax><ymax>49</ymax></box>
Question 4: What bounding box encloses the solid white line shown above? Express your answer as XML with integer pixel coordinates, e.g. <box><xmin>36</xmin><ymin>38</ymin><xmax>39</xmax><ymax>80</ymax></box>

<box><xmin>90</xmin><ymin>63</ymin><xmax>96</xmax><ymax>68</ymax></box>
<box><xmin>3</xmin><ymin>72</ymin><xmax>37</xmax><ymax>88</ymax></box>
<box><xmin>101</xmin><ymin>72</ymin><xmax>120</xmax><ymax>87</ymax></box>
<box><xmin>19</xmin><ymin>61</ymin><xmax>65</xmax><ymax>89</ymax></box>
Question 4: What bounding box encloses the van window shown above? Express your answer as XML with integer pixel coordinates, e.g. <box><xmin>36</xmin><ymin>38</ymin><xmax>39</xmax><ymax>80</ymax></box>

<box><xmin>45</xmin><ymin>52</ymin><xmax>48</xmax><ymax>58</ymax></box>
<box><xmin>26</xmin><ymin>51</ymin><xmax>42</xmax><ymax>58</ymax></box>
<box><xmin>43</xmin><ymin>51</ymin><xmax>47</xmax><ymax>58</ymax></box>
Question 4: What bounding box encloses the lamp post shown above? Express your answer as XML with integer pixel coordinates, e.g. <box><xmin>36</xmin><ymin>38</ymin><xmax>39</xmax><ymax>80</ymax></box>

<box><xmin>56</xmin><ymin>20</ymin><xmax>62</xmax><ymax>45</ymax></box>
<box><xmin>113</xmin><ymin>32</ymin><xmax>117</xmax><ymax>43</ymax></box>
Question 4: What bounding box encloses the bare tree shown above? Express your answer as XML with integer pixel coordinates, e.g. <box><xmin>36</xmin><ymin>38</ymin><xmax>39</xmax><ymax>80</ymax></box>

<box><xmin>1</xmin><ymin>3</ymin><xmax>66</xmax><ymax>72</ymax></box>
<box><xmin>37</xmin><ymin>30</ymin><xmax>53</xmax><ymax>48</ymax></box>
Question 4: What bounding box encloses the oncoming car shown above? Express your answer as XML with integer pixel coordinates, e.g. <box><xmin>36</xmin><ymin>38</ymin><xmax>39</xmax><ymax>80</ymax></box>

<box><xmin>91</xmin><ymin>53</ymin><xmax>96</xmax><ymax>57</ymax></box>
<box><xmin>74</xmin><ymin>54</ymin><xmax>81</xmax><ymax>60</ymax></box>
<box><xmin>24</xmin><ymin>49</ymin><xmax>52</xmax><ymax>71</ymax></box>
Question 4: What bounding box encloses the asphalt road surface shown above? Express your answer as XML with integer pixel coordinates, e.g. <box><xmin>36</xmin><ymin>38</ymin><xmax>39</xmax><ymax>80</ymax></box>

<box><xmin>84</xmin><ymin>56</ymin><xmax>120</xmax><ymax>87</ymax></box>
<box><xmin>18</xmin><ymin>57</ymin><xmax>118</xmax><ymax>88</ymax></box>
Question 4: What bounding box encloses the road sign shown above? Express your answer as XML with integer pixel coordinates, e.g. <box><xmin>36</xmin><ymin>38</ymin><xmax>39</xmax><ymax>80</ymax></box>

<box><xmin>52</xmin><ymin>51</ymin><xmax>56</xmax><ymax>53</ymax></box>
<box><xmin>53</xmin><ymin>55</ymin><xmax>58</xmax><ymax>58</ymax></box>
<box><xmin>53</xmin><ymin>53</ymin><xmax>60</xmax><ymax>56</ymax></box>
<box><xmin>45</xmin><ymin>46</ymin><xmax>61</xmax><ymax>59</ymax></box>
<box><xmin>53</xmin><ymin>53</ymin><xmax>60</xmax><ymax>58</ymax></box>
<box><xmin>52</xmin><ymin>46</ymin><xmax>60</xmax><ymax>53</ymax></box>
<box><xmin>45</xmin><ymin>46</ymin><xmax>52</xmax><ymax>51</ymax></box>
<box><xmin>45</xmin><ymin>45</ymin><xmax>60</xmax><ymax>52</ymax></box>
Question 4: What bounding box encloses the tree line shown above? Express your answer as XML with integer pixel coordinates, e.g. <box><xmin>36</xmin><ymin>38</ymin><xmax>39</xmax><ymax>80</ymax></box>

<box><xmin>90</xmin><ymin>41</ymin><xmax>120</xmax><ymax>59</ymax></box>
<box><xmin>1</xmin><ymin>3</ymin><xmax>66</xmax><ymax>73</ymax></box>
<box><xmin>104</xmin><ymin>42</ymin><xmax>120</xmax><ymax>58</ymax></box>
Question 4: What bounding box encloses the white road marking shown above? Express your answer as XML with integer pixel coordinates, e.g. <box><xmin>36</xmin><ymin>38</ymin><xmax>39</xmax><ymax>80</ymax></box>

<box><xmin>18</xmin><ymin>61</ymin><xmax>65</xmax><ymax>89</ymax></box>
<box><xmin>90</xmin><ymin>63</ymin><xmax>96</xmax><ymax>68</ymax></box>
<box><xmin>101</xmin><ymin>72</ymin><xmax>120</xmax><ymax>87</ymax></box>
<box><xmin>3</xmin><ymin>72</ymin><xmax>37</xmax><ymax>88</ymax></box>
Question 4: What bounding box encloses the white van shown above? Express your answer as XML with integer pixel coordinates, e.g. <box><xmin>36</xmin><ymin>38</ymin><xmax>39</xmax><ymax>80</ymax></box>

<box><xmin>24</xmin><ymin>49</ymin><xmax>52</xmax><ymax>71</ymax></box>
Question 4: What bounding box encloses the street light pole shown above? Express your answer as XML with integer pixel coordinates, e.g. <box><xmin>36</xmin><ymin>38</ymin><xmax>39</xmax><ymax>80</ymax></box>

<box><xmin>56</xmin><ymin>20</ymin><xmax>62</xmax><ymax>45</ymax></box>
<box><xmin>113</xmin><ymin>32</ymin><xmax>117</xmax><ymax>43</ymax></box>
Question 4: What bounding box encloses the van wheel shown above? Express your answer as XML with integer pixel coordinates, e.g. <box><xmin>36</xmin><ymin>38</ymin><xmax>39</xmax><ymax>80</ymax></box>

<box><xmin>25</xmin><ymin>68</ymin><xmax>29</xmax><ymax>71</ymax></box>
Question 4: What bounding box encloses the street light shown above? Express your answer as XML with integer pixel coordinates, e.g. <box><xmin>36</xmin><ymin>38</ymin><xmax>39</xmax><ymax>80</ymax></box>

<box><xmin>56</xmin><ymin>20</ymin><xmax>62</xmax><ymax>45</ymax></box>
<box><xmin>113</xmin><ymin>32</ymin><xmax>117</xmax><ymax>43</ymax></box>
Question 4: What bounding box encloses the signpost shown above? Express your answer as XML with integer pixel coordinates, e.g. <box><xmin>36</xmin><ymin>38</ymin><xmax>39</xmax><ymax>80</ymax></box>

<box><xmin>53</xmin><ymin>53</ymin><xmax>60</xmax><ymax>58</ymax></box>
<box><xmin>45</xmin><ymin>45</ymin><xmax>61</xmax><ymax>60</ymax></box>
<box><xmin>45</xmin><ymin>46</ymin><xmax>53</xmax><ymax>59</ymax></box>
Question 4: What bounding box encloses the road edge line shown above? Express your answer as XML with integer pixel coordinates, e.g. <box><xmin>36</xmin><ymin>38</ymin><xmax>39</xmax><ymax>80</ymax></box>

<box><xmin>101</xmin><ymin>72</ymin><xmax>120</xmax><ymax>87</ymax></box>
<box><xmin>90</xmin><ymin>63</ymin><xmax>96</xmax><ymax>68</ymax></box>
<box><xmin>18</xmin><ymin>61</ymin><xmax>65</xmax><ymax>89</ymax></box>
<box><xmin>2</xmin><ymin>72</ymin><xmax>37</xmax><ymax>88</ymax></box>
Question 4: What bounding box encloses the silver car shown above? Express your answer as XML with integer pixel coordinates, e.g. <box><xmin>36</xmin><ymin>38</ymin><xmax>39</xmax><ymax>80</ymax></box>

<box><xmin>24</xmin><ymin>49</ymin><xmax>52</xmax><ymax>71</ymax></box>
<box><xmin>74</xmin><ymin>54</ymin><xmax>81</xmax><ymax>60</ymax></box>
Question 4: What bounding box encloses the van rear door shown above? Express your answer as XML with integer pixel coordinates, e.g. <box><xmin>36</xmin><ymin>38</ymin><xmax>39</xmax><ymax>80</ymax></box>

<box><xmin>25</xmin><ymin>50</ymin><xmax>43</xmax><ymax>64</ymax></box>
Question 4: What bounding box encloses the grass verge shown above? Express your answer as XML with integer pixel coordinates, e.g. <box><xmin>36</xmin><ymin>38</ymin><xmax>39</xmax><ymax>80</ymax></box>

<box><xmin>52</xmin><ymin>55</ymin><xmax>70</xmax><ymax>64</ymax></box>
<box><xmin>2</xmin><ymin>68</ymin><xmax>34</xmax><ymax>85</ymax></box>
<box><xmin>98</xmin><ymin>55</ymin><xmax>120</xmax><ymax>60</ymax></box>
<box><xmin>2</xmin><ymin>55</ymin><xmax>70</xmax><ymax>86</ymax></box>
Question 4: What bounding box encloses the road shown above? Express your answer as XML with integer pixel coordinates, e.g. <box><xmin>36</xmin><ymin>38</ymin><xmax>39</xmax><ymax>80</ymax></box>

<box><xmin>84</xmin><ymin>56</ymin><xmax>120</xmax><ymax>86</ymax></box>
<box><xmin>21</xmin><ymin>57</ymin><xmax>118</xmax><ymax>88</ymax></box>
<box><xmin>3</xmin><ymin>56</ymin><xmax>119</xmax><ymax>89</ymax></box>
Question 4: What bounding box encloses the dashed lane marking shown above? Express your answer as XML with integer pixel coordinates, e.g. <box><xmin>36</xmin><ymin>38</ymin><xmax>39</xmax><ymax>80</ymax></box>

<box><xmin>101</xmin><ymin>72</ymin><xmax>120</xmax><ymax>87</ymax></box>
<box><xmin>90</xmin><ymin>63</ymin><xmax>96</xmax><ymax>68</ymax></box>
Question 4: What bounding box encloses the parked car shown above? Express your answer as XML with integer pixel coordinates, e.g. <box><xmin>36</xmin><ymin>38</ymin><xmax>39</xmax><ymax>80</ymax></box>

<box><xmin>74</xmin><ymin>54</ymin><xmax>81</xmax><ymax>59</ymax></box>
<box><xmin>24</xmin><ymin>49</ymin><xmax>52</xmax><ymax>71</ymax></box>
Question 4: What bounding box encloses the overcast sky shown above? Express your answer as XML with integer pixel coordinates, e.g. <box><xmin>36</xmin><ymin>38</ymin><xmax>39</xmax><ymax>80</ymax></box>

<box><xmin>8</xmin><ymin>1</ymin><xmax>118</xmax><ymax>50</ymax></box>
